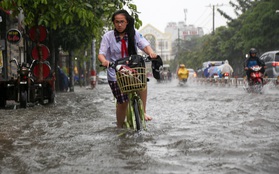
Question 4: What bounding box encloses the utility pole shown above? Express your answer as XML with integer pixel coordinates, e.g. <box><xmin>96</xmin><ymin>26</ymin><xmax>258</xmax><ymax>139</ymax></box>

<box><xmin>206</xmin><ymin>4</ymin><xmax>224</xmax><ymax>35</ymax></box>
<box><xmin>177</xmin><ymin>28</ymin><xmax>180</xmax><ymax>53</ymax></box>
<box><xmin>213</xmin><ymin>5</ymin><xmax>215</xmax><ymax>35</ymax></box>
<box><xmin>184</xmin><ymin>9</ymin><xmax>187</xmax><ymax>25</ymax></box>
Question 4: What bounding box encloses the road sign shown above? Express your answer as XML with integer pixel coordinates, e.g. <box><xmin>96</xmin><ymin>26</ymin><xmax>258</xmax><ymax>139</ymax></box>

<box><xmin>6</xmin><ymin>29</ymin><xmax>22</xmax><ymax>44</ymax></box>
<box><xmin>29</xmin><ymin>26</ymin><xmax>47</xmax><ymax>42</ymax></box>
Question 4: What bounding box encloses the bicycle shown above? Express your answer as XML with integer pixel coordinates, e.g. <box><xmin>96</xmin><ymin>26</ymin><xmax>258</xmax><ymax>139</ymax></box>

<box><xmin>101</xmin><ymin>55</ymin><xmax>152</xmax><ymax>131</ymax></box>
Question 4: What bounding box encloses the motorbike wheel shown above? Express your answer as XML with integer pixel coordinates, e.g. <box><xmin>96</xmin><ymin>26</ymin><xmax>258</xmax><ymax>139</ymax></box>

<box><xmin>249</xmin><ymin>79</ymin><xmax>263</xmax><ymax>94</ymax></box>
<box><xmin>254</xmin><ymin>81</ymin><xmax>263</xmax><ymax>94</ymax></box>
<box><xmin>49</xmin><ymin>91</ymin><xmax>55</xmax><ymax>104</ymax></box>
<box><xmin>20</xmin><ymin>91</ymin><xmax>27</xmax><ymax>108</ymax></box>
<box><xmin>0</xmin><ymin>97</ymin><xmax>6</xmax><ymax>108</ymax></box>
<box><xmin>0</xmin><ymin>85</ymin><xmax>6</xmax><ymax>108</ymax></box>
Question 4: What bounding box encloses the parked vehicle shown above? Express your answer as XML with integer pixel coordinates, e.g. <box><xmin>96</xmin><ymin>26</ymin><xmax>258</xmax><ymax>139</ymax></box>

<box><xmin>259</xmin><ymin>50</ymin><xmax>279</xmax><ymax>78</ymax></box>
<box><xmin>31</xmin><ymin>61</ymin><xmax>55</xmax><ymax>104</ymax></box>
<box><xmin>0</xmin><ymin>59</ymin><xmax>55</xmax><ymax>108</ymax></box>
<box><xmin>6</xmin><ymin>58</ymin><xmax>35</xmax><ymax>108</ymax></box>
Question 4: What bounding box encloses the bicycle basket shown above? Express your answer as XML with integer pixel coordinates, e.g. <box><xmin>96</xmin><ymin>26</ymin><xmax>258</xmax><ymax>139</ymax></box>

<box><xmin>116</xmin><ymin>66</ymin><xmax>147</xmax><ymax>93</ymax></box>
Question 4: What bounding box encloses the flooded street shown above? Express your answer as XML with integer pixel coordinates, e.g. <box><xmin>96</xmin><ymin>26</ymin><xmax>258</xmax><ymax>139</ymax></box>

<box><xmin>1</xmin><ymin>78</ymin><xmax>279</xmax><ymax>174</ymax></box>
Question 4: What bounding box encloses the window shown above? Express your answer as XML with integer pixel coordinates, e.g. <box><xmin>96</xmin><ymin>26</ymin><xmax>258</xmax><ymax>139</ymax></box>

<box><xmin>144</xmin><ymin>34</ymin><xmax>156</xmax><ymax>51</ymax></box>
<box><xmin>260</xmin><ymin>54</ymin><xmax>266</xmax><ymax>61</ymax></box>
<box><xmin>275</xmin><ymin>53</ymin><xmax>279</xmax><ymax>61</ymax></box>
<box><xmin>159</xmin><ymin>40</ymin><xmax>164</xmax><ymax>50</ymax></box>
<box><xmin>265</xmin><ymin>54</ymin><xmax>272</xmax><ymax>62</ymax></box>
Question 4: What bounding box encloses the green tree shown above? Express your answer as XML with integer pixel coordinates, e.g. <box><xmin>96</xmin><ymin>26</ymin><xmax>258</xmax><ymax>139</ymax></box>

<box><xmin>172</xmin><ymin>0</ymin><xmax>279</xmax><ymax>77</ymax></box>
<box><xmin>1</xmin><ymin>0</ymin><xmax>141</xmax><ymax>90</ymax></box>
<box><xmin>0</xmin><ymin>0</ymin><xmax>141</xmax><ymax>52</ymax></box>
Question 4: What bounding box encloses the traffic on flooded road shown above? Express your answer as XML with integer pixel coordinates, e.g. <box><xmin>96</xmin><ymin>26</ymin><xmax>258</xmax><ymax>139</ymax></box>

<box><xmin>0</xmin><ymin>78</ymin><xmax>279</xmax><ymax>174</ymax></box>
<box><xmin>1</xmin><ymin>1</ymin><xmax>279</xmax><ymax>173</ymax></box>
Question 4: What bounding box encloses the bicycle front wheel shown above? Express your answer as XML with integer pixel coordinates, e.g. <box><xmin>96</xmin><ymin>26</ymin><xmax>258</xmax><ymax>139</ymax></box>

<box><xmin>133</xmin><ymin>98</ymin><xmax>144</xmax><ymax>131</ymax></box>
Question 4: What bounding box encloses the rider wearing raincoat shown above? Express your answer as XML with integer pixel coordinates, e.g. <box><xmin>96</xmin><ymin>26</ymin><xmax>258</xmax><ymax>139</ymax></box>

<box><xmin>177</xmin><ymin>64</ymin><xmax>189</xmax><ymax>82</ymax></box>
<box><xmin>220</xmin><ymin>60</ymin><xmax>233</xmax><ymax>77</ymax></box>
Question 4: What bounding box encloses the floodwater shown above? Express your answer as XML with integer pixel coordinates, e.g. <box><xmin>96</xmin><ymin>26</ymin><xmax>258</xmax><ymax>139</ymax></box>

<box><xmin>0</xmin><ymin>78</ymin><xmax>279</xmax><ymax>174</ymax></box>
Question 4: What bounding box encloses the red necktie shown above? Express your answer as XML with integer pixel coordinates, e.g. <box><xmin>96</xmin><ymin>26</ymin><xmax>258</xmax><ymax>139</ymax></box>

<box><xmin>121</xmin><ymin>38</ymin><xmax>128</xmax><ymax>58</ymax></box>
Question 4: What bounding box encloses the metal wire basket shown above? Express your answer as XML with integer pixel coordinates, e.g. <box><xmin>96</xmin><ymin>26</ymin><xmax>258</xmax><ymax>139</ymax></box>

<box><xmin>116</xmin><ymin>67</ymin><xmax>147</xmax><ymax>93</ymax></box>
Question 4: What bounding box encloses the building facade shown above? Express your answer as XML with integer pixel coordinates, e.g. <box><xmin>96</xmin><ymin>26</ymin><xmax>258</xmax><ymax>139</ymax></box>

<box><xmin>138</xmin><ymin>24</ymin><xmax>173</xmax><ymax>62</ymax></box>
<box><xmin>165</xmin><ymin>21</ymin><xmax>204</xmax><ymax>42</ymax></box>
<box><xmin>139</xmin><ymin>22</ymin><xmax>204</xmax><ymax>62</ymax></box>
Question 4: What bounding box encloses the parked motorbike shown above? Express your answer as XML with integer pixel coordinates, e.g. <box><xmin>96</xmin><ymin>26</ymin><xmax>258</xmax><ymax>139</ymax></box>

<box><xmin>7</xmin><ymin>58</ymin><xmax>36</xmax><ymax>108</ymax></box>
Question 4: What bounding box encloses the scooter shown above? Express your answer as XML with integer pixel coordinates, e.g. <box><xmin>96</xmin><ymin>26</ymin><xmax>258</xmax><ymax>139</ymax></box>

<box><xmin>249</xmin><ymin>65</ymin><xmax>263</xmax><ymax>84</ymax></box>
<box><xmin>208</xmin><ymin>73</ymin><xmax>220</xmax><ymax>85</ymax></box>
<box><xmin>245</xmin><ymin>65</ymin><xmax>263</xmax><ymax>93</ymax></box>
<box><xmin>213</xmin><ymin>73</ymin><xmax>219</xmax><ymax>81</ymax></box>
<box><xmin>178</xmin><ymin>78</ymin><xmax>188</xmax><ymax>86</ymax></box>
<box><xmin>222</xmin><ymin>72</ymin><xmax>230</xmax><ymax>85</ymax></box>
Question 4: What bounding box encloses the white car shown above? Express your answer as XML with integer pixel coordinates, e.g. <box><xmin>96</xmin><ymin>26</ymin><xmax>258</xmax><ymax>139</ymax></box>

<box><xmin>188</xmin><ymin>68</ymin><xmax>197</xmax><ymax>78</ymax></box>
<box><xmin>97</xmin><ymin>71</ymin><xmax>108</xmax><ymax>84</ymax></box>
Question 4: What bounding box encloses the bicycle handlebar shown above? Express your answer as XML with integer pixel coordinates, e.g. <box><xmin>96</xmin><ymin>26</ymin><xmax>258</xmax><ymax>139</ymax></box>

<box><xmin>99</xmin><ymin>61</ymin><xmax>115</xmax><ymax>69</ymax></box>
<box><xmin>99</xmin><ymin>55</ymin><xmax>152</xmax><ymax>69</ymax></box>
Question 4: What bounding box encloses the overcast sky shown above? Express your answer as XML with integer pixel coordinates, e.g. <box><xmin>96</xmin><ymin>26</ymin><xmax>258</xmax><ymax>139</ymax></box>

<box><xmin>132</xmin><ymin>0</ymin><xmax>237</xmax><ymax>34</ymax></box>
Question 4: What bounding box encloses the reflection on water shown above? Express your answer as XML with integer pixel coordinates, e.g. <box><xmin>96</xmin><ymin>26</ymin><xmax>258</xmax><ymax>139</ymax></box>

<box><xmin>0</xmin><ymin>79</ymin><xmax>279</xmax><ymax>174</ymax></box>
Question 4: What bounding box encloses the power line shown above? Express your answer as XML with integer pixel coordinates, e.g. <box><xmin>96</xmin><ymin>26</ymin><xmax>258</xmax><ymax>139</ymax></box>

<box><xmin>206</xmin><ymin>4</ymin><xmax>225</xmax><ymax>35</ymax></box>
<box><xmin>193</xmin><ymin>7</ymin><xmax>210</xmax><ymax>27</ymax></box>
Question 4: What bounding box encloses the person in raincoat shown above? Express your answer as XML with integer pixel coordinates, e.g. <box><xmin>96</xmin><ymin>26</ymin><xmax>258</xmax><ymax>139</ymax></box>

<box><xmin>177</xmin><ymin>64</ymin><xmax>189</xmax><ymax>82</ymax></box>
<box><xmin>208</xmin><ymin>62</ymin><xmax>222</xmax><ymax>78</ymax></box>
<box><xmin>220</xmin><ymin>60</ymin><xmax>233</xmax><ymax>77</ymax></box>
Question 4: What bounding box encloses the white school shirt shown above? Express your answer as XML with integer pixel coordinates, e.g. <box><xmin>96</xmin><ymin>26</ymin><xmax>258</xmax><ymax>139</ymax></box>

<box><xmin>99</xmin><ymin>30</ymin><xmax>150</xmax><ymax>81</ymax></box>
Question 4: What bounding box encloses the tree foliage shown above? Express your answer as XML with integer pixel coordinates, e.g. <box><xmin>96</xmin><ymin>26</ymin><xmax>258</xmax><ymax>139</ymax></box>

<box><xmin>171</xmin><ymin>0</ymin><xmax>279</xmax><ymax>76</ymax></box>
<box><xmin>0</xmin><ymin>0</ymin><xmax>141</xmax><ymax>52</ymax></box>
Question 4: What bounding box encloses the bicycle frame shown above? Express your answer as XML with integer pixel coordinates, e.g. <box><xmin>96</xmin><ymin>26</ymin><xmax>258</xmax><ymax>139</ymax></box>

<box><xmin>125</xmin><ymin>92</ymin><xmax>146</xmax><ymax>131</ymax></box>
<box><xmin>115</xmin><ymin>55</ymin><xmax>150</xmax><ymax>131</ymax></box>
